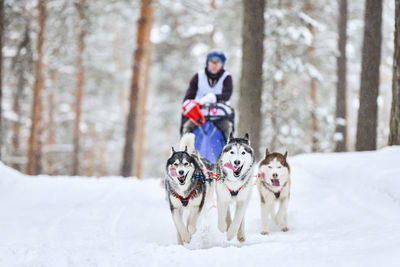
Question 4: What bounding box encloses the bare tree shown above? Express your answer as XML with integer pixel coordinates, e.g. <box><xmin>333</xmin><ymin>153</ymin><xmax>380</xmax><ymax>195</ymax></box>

<box><xmin>304</xmin><ymin>0</ymin><xmax>318</xmax><ymax>152</ymax></box>
<box><xmin>133</xmin><ymin>8</ymin><xmax>153</xmax><ymax>179</ymax></box>
<box><xmin>238</xmin><ymin>0</ymin><xmax>265</xmax><ymax>159</ymax></box>
<box><xmin>335</xmin><ymin>0</ymin><xmax>348</xmax><ymax>152</ymax></box>
<box><xmin>389</xmin><ymin>0</ymin><xmax>400</xmax><ymax>145</ymax></box>
<box><xmin>355</xmin><ymin>0</ymin><xmax>383</xmax><ymax>151</ymax></box>
<box><xmin>26</xmin><ymin>0</ymin><xmax>47</xmax><ymax>175</ymax></box>
<box><xmin>0</xmin><ymin>0</ymin><xmax>3</xmax><ymax>160</ymax></box>
<box><xmin>72</xmin><ymin>0</ymin><xmax>87</xmax><ymax>176</ymax></box>
<box><xmin>121</xmin><ymin>0</ymin><xmax>152</xmax><ymax>177</ymax></box>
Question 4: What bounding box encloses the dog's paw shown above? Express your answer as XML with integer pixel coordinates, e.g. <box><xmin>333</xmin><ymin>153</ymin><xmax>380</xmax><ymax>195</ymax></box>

<box><xmin>218</xmin><ymin>221</ymin><xmax>227</xmax><ymax>233</ymax></box>
<box><xmin>226</xmin><ymin>226</ymin><xmax>236</xmax><ymax>241</ymax></box>
<box><xmin>260</xmin><ymin>230</ymin><xmax>269</xmax><ymax>235</ymax></box>
<box><xmin>237</xmin><ymin>234</ymin><xmax>246</xmax><ymax>242</ymax></box>
<box><xmin>181</xmin><ymin>230</ymin><xmax>192</xmax><ymax>243</ymax></box>
<box><xmin>281</xmin><ymin>227</ymin><xmax>289</xmax><ymax>232</ymax></box>
<box><xmin>188</xmin><ymin>225</ymin><xmax>197</xmax><ymax>235</ymax></box>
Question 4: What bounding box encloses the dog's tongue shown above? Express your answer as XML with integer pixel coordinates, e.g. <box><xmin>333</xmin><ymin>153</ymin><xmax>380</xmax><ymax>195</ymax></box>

<box><xmin>169</xmin><ymin>167</ymin><xmax>177</xmax><ymax>177</ymax></box>
<box><xmin>271</xmin><ymin>179</ymin><xmax>280</xmax><ymax>187</ymax></box>
<box><xmin>224</xmin><ymin>162</ymin><xmax>239</xmax><ymax>172</ymax></box>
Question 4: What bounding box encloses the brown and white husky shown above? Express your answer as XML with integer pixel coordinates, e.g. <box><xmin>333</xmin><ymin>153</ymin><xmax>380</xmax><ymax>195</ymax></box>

<box><xmin>256</xmin><ymin>148</ymin><xmax>291</xmax><ymax>234</ymax></box>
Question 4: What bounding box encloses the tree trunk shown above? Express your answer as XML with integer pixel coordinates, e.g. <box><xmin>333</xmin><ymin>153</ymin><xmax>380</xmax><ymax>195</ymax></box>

<box><xmin>304</xmin><ymin>0</ymin><xmax>318</xmax><ymax>152</ymax></box>
<box><xmin>0</xmin><ymin>0</ymin><xmax>4</xmax><ymax>160</ymax></box>
<box><xmin>46</xmin><ymin>71</ymin><xmax>56</xmax><ymax>175</ymax></box>
<box><xmin>121</xmin><ymin>0</ymin><xmax>152</xmax><ymax>177</ymax></box>
<box><xmin>335</xmin><ymin>0</ymin><xmax>348</xmax><ymax>152</ymax></box>
<box><xmin>72</xmin><ymin>0</ymin><xmax>86</xmax><ymax>176</ymax></box>
<box><xmin>26</xmin><ymin>0</ymin><xmax>47</xmax><ymax>175</ymax></box>
<box><xmin>355</xmin><ymin>0</ymin><xmax>383</xmax><ymax>151</ymax></box>
<box><xmin>389</xmin><ymin>0</ymin><xmax>400</xmax><ymax>145</ymax></box>
<box><xmin>133</xmin><ymin>9</ymin><xmax>152</xmax><ymax>179</ymax></box>
<box><xmin>238</xmin><ymin>0</ymin><xmax>265</xmax><ymax>159</ymax></box>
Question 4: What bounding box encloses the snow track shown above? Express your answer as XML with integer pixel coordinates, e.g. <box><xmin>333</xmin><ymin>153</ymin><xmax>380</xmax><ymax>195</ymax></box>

<box><xmin>1</xmin><ymin>147</ymin><xmax>400</xmax><ymax>266</ymax></box>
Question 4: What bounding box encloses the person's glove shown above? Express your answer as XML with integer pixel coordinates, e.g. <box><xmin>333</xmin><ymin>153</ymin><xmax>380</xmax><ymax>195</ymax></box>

<box><xmin>198</xmin><ymin>93</ymin><xmax>217</xmax><ymax>105</ymax></box>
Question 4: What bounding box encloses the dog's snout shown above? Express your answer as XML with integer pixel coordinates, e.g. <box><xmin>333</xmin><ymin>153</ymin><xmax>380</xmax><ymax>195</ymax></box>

<box><xmin>178</xmin><ymin>170</ymin><xmax>184</xmax><ymax>175</ymax></box>
<box><xmin>272</xmin><ymin>173</ymin><xmax>278</xmax><ymax>178</ymax></box>
<box><xmin>234</xmin><ymin>160</ymin><xmax>241</xmax><ymax>166</ymax></box>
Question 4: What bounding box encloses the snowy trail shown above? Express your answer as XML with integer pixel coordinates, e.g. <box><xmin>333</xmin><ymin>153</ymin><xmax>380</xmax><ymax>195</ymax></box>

<box><xmin>1</xmin><ymin>147</ymin><xmax>400</xmax><ymax>266</ymax></box>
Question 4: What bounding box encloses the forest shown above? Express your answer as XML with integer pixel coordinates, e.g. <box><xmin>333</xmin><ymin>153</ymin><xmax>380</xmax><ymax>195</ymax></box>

<box><xmin>1</xmin><ymin>0</ymin><xmax>399</xmax><ymax>178</ymax></box>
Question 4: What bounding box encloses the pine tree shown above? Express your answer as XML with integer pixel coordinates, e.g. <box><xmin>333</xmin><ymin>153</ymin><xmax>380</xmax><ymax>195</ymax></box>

<box><xmin>26</xmin><ymin>0</ymin><xmax>47</xmax><ymax>175</ymax></box>
<box><xmin>355</xmin><ymin>0</ymin><xmax>383</xmax><ymax>151</ymax></box>
<box><xmin>238</xmin><ymin>0</ymin><xmax>265</xmax><ymax>159</ymax></box>
<box><xmin>389</xmin><ymin>0</ymin><xmax>400</xmax><ymax>145</ymax></box>
<box><xmin>121</xmin><ymin>0</ymin><xmax>152</xmax><ymax>177</ymax></box>
<box><xmin>335</xmin><ymin>0</ymin><xmax>348</xmax><ymax>152</ymax></box>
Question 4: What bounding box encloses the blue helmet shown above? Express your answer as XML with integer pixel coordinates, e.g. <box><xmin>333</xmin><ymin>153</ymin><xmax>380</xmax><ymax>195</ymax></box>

<box><xmin>206</xmin><ymin>50</ymin><xmax>226</xmax><ymax>67</ymax></box>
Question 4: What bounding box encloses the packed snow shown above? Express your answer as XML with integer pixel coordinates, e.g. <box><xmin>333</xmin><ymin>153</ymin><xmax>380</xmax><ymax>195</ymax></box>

<box><xmin>1</xmin><ymin>147</ymin><xmax>400</xmax><ymax>267</ymax></box>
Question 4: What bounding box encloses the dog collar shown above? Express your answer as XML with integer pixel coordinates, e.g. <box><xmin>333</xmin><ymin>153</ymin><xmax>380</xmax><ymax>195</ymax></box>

<box><xmin>262</xmin><ymin>181</ymin><xmax>288</xmax><ymax>199</ymax></box>
<box><xmin>174</xmin><ymin>188</ymin><xmax>196</xmax><ymax>207</ymax></box>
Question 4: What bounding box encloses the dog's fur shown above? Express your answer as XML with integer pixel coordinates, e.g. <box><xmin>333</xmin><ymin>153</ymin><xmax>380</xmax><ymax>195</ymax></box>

<box><xmin>256</xmin><ymin>148</ymin><xmax>291</xmax><ymax>234</ymax></box>
<box><xmin>164</xmin><ymin>133</ymin><xmax>214</xmax><ymax>245</ymax></box>
<box><xmin>214</xmin><ymin>133</ymin><xmax>255</xmax><ymax>242</ymax></box>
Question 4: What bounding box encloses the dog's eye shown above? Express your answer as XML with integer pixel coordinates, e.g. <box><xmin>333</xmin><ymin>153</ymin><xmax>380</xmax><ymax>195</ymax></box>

<box><xmin>230</xmin><ymin>151</ymin><xmax>234</xmax><ymax>154</ymax></box>
<box><xmin>278</xmin><ymin>166</ymin><xmax>282</xmax><ymax>169</ymax></box>
<box><xmin>241</xmin><ymin>151</ymin><xmax>246</xmax><ymax>155</ymax></box>
<box><xmin>184</xmin><ymin>162</ymin><xmax>189</xmax><ymax>166</ymax></box>
<box><xmin>173</xmin><ymin>163</ymin><xmax>179</xmax><ymax>167</ymax></box>
<box><xmin>268</xmin><ymin>166</ymin><xmax>272</xmax><ymax>169</ymax></box>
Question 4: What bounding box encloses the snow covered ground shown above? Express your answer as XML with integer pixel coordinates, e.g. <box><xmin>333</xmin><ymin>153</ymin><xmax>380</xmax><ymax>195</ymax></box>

<box><xmin>1</xmin><ymin>147</ymin><xmax>400</xmax><ymax>267</ymax></box>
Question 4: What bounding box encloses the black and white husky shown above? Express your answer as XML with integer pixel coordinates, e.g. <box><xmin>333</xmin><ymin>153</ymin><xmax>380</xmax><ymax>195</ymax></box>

<box><xmin>165</xmin><ymin>133</ymin><xmax>214</xmax><ymax>245</ymax></box>
<box><xmin>214</xmin><ymin>133</ymin><xmax>255</xmax><ymax>242</ymax></box>
<box><xmin>256</xmin><ymin>148</ymin><xmax>291</xmax><ymax>234</ymax></box>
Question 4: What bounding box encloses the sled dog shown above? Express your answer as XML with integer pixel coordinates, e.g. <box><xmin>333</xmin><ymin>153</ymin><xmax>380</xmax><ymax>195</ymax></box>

<box><xmin>214</xmin><ymin>133</ymin><xmax>255</xmax><ymax>242</ymax></box>
<box><xmin>165</xmin><ymin>133</ymin><xmax>214</xmax><ymax>245</ymax></box>
<box><xmin>256</xmin><ymin>148</ymin><xmax>291</xmax><ymax>234</ymax></box>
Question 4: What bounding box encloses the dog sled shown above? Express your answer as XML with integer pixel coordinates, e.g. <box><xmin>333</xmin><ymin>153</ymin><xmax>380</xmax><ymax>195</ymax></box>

<box><xmin>181</xmin><ymin>101</ymin><xmax>235</xmax><ymax>165</ymax></box>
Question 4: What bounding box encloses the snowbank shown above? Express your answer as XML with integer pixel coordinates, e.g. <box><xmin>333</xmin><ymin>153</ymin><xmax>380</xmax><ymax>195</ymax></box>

<box><xmin>1</xmin><ymin>147</ymin><xmax>400</xmax><ymax>267</ymax></box>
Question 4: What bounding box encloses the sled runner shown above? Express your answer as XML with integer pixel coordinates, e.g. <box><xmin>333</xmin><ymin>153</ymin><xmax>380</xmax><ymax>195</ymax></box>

<box><xmin>181</xmin><ymin>101</ymin><xmax>234</xmax><ymax>164</ymax></box>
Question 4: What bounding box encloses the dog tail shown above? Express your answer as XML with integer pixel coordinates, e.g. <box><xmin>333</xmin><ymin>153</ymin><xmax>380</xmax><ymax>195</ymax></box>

<box><xmin>179</xmin><ymin>133</ymin><xmax>196</xmax><ymax>153</ymax></box>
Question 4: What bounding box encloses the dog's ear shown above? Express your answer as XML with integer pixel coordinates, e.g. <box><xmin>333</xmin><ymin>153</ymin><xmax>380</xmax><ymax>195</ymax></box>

<box><xmin>170</xmin><ymin>147</ymin><xmax>176</xmax><ymax>156</ymax></box>
<box><xmin>265</xmin><ymin>148</ymin><xmax>270</xmax><ymax>158</ymax></box>
<box><xmin>283</xmin><ymin>151</ymin><xmax>288</xmax><ymax>159</ymax></box>
<box><xmin>228</xmin><ymin>132</ymin><xmax>234</xmax><ymax>143</ymax></box>
<box><xmin>244</xmin><ymin>133</ymin><xmax>250</xmax><ymax>145</ymax></box>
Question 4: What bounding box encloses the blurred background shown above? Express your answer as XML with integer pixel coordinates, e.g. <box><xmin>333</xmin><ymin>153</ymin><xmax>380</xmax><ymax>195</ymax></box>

<box><xmin>0</xmin><ymin>0</ymin><xmax>396</xmax><ymax>178</ymax></box>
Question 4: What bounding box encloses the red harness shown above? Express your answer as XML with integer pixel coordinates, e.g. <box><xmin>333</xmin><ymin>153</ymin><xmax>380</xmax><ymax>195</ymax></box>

<box><xmin>174</xmin><ymin>188</ymin><xmax>196</xmax><ymax>207</ymax></box>
<box><xmin>225</xmin><ymin>185</ymin><xmax>244</xmax><ymax>196</ymax></box>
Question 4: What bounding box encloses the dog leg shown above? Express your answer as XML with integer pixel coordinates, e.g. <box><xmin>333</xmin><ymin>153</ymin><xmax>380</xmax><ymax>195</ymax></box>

<box><xmin>226</xmin><ymin>207</ymin><xmax>232</xmax><ymax>229</ymax></box>
<box><xmin>227</xmin><ymin>200</ymin><xmax>248</xmax><ymax>241</ymax></box>
<box><xmin>276</xmin><ymin>198</ymin><xmax>289</xmax><ymax>232</ymax></box>
<box><xmin>237</xmin><ymin>219</ymin><xmax>246</xmax><ymax>242</ymax></box>
<box><xmin>172</xmin><ymin>208</ymin><xmax>191</xmax><ymax>243</ymax></box>
<box><xmin>260</xmin><ymin>196</ymin><xmax>270</xmax><ymax>235</ymax></box>
<box><xmin>177</xmin><ymin>231</ymin><xmax>183</xmax><ymax>245</ymax></box>
<box><xmin>217</xmin><ymin>201</ymin><xmax>230</xmax><ymax>233</ymax></box>
<box><xmin>187</xmin><ymin>207</ymin><xmax>200</xmax><ymax>235</ymax></box>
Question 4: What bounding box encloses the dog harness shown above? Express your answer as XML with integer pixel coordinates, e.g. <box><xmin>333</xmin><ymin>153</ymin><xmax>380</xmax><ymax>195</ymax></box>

<box><xmin>263</xmin><ymin>181</ymin><xmax>288</xmax><ymax>199</ymax></box>
<box><xmin>174</xmin><ymin>188</ymin><xmax>196</xmax><ymax>207</ymax></box>
<box><xmin>225</xmin><ymin>185</ymin><xmax>244</xmax><ymax>196</ymax></box>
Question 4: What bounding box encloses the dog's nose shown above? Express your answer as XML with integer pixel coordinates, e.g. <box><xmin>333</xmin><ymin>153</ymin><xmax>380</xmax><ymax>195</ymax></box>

<box><xmin>234</xmin><ymin>160</ymin><xmax>241</xmax><ymax>166</ymax></box>
<box><xmin>272</xmin><ymin>173</ymin><xmax>278</xmax><ymax>178</ymax></box>
<box><xmin>178</xmin><ymin>170</ymin><xmax>184</xmax><ymax>175</ymax></box>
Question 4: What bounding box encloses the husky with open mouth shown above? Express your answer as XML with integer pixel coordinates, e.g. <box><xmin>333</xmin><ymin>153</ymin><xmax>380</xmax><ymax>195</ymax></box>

<box><xmin>256</xmin><ymin>148</ymin><xmax>291</xmax><ymax>234</ymax></box>
<box><xmin>214</xmin><ymin>133</ymin><xmax>255</xmax><ymax>242</ymax></box>
<box><xmin>165</xmin><ymin>133</ymin><xmax>214</xmax><ymax>245</ymax></box>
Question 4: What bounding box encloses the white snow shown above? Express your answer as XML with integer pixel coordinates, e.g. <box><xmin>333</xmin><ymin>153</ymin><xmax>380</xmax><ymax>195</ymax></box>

<box><xmin>1</xmin><ymin>147</ymin><xmax>400</xmax><ymax>267</ymax></box>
